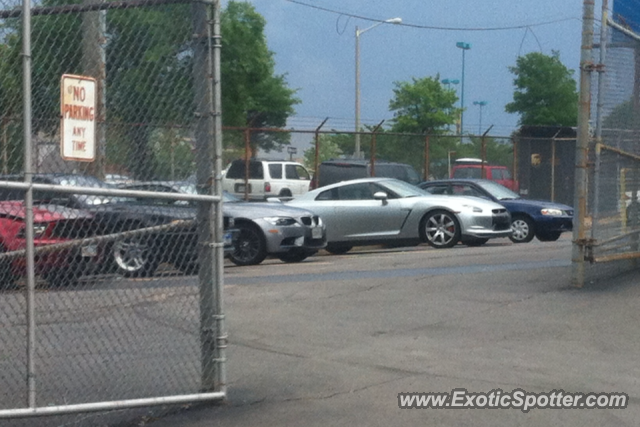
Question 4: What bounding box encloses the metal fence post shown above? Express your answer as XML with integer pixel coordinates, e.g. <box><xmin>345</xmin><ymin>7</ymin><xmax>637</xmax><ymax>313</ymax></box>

<box><xmin>572</xmin><ymin>0</ymin><xmax>595</xmax><ymax>288</ymax></box>
<box><xmin>423</xmin><ymin>135</ymin><xmax>430</xmax><ymax>181</ymax></box>
<box><xmin>193</xmin><ymin>0</ymin><xmax>225</xmax><ymax>393</ymax></box>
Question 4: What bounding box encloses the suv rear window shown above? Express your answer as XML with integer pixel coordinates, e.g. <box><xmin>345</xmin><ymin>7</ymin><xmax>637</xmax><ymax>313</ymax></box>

<box><xmin>226</xmin><ymin>160</ymin><xmax>264</xmax><ymax>179</ymax></box>
<box><xmin>452</xmin><ymin>167</ymin><xmax>482</xmax><ymax>179</ymax></box>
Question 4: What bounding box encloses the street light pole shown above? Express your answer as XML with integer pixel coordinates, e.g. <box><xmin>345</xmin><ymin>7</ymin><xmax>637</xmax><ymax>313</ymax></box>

<box><xmin>355</xmin><ymin>17</ymin><xmax>402</xmax><ymax>159</ymax></box>
<box><xmin>473</xmin><ymin>100</ymin><xmax>488</xmax><ymax>134</ymax></box>
<box><xmin>441</xmin><ymin>78</ymin><xmax>459</xmax><ymax>132</ymax></box>
<box><xmin>456</xmin><ymin>42</ymin><xmax>471</xmax><ymax>142</ymax></box>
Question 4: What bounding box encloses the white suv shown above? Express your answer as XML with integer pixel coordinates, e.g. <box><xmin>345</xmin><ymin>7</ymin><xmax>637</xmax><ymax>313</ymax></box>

<box><xmin>222</xmin><ymin>159</ymin><xmax>311</xmax><ymax>200</ymax></box>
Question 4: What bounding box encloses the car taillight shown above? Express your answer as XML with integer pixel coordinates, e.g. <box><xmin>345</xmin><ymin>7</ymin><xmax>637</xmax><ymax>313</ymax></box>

<box><xmin>264</xmin><ymin>182</ymin><xmax>271</xmax><ymax>193</ymax></box>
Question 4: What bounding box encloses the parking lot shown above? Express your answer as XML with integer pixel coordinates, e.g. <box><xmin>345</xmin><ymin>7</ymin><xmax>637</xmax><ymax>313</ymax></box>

<box><xmin>3</xmin><ymin>235</ymin><xmax>639</xmax><ymax>426</ymax></box>
<box><xmin>143</xmin><ymin>236</ymin><xmax>639</xmax><ymax>427</ymax></box>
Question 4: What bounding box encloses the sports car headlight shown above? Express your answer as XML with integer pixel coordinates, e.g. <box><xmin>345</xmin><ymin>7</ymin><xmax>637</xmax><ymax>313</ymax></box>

<box><xmin>462</xmin><ymin>204</ymin><xmax>483</xmax><ymax>213</ymax></box>
<box><xmin>541</xmin><ymin>208</ymin><xmax>563</xmax><ymax>216</ymax></box>
<box><xmin>264</xmin><ymin>216</ymin><xmax>297</xmax><ymax>226</ymax></box>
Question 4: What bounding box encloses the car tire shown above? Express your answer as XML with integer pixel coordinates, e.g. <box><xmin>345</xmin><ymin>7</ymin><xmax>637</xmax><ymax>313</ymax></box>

<box><xmin>422</xmin><ymin>210</ymin><xmax>461</xmax><ymax>249</ymax></box>
<box><xmin>510</xmin><ymin>216</ymin><xmax>535</xmax><ymax>243</ymax></box>
<box><xmin>229</xmin><ymin>222</ymin><xmax>267</xmax><ymax>266</ymax></box>
<box><xmin>536</xmin><ymin>231</ymin><xmax>562</xmax><ymax>242</ymax></box>
<box><xmin>278</xmin><ymin>251</ymin><xmax>314</xmax><ymax>263</ymax></box>
<box><xmin>112</xmin><ymin>237</ymin><xmax>160</xmax><ymax>277</ymax></box>
<box><xmin>325</xmin><ymin>243</ymin><xmax>353</xmax><ymax>255</ymax></box>
<box><xmin>0</xmin><ymin>244</ymin><xmax>18</xmax><ymax>290</ymax></box>
<box><xmin>279</xmin><ymin>189</ymin><xmax>292</xmax><ymax>198</ymax></box>
<box><xmin>462</xmin><ymin>237</ymin><xmax>489</xmax><ymax>247</ymax></box>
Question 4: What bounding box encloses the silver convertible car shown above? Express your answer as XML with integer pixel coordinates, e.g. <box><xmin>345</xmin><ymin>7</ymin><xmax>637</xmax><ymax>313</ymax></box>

<box><xmin>287</xmin><ymin>178</ymin><xmax>512</xmax><ymax>254</ymax></box>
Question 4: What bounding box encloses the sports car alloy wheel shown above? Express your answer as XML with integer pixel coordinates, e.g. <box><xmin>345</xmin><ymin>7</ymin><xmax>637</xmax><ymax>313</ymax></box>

<box><xmin>423</xmin><ymin>211</ymin><xmax>461</xmax><ymax>249</ymax></box>
<box><xmin>229</xmin><ymin>223</ymin><xmax>267</xmax><ymax>266</ymax></box>
<box><xmin>113</xmin><ymin>237</ymin><xmax>159</xmax><ymax>277</ymax></box>
<box><xmin>510</xmin><ymin>216</ymin><xmax>535</xmax><ymax>243</ymax></box>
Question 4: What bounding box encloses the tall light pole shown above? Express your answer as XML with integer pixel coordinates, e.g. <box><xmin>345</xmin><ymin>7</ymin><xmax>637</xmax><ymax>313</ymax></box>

<box><xmin>441</xmin><ymin>79</ymin><xmax>459</xmax><ymax>132</ymax></box>
<box><xmin>473</xmin><ymin>100</ymin><xmax>488</xmax><ymax>134</ymax></box>
<box><xmin>456</xmin><ymin>42</ymin><xmax>471</xmax><ymax>141</ymax></box>
<box><xmin>355</xmin><ymin>17</ymin><xmax>402</xmax><ymax>159</ymax></box>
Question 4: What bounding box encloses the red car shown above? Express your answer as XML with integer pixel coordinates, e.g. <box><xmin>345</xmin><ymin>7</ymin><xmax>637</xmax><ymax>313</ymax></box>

<box><xmin>0</xmin><ymin>201</ymin><xmax>101</xmax><ymax>288</ymax></box>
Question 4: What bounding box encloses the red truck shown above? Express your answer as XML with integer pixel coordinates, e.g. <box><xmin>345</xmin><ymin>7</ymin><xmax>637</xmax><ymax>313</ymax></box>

<box><xmin>450</xmin><ymin>158</ymin><xmax>519</xmax><ymax>192</ymax></box>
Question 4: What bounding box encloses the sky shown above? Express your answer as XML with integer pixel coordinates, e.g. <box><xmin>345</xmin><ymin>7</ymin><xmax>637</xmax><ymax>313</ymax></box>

<box><xmin>239</xmin><ymin>0</ymin><xmax>609</xmax><ymax>156</ymax></box>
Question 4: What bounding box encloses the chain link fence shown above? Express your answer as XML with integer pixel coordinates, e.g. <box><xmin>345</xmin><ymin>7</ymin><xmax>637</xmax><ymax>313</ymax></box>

<box><xmin>0</xmin><ymin>0</ymin><xmax>226</xmax><ymax>425</ymax></box>
<box><xmin>573</xmin><ymin>0</ymin><xmax>640</xmax><ymax>285</ymax></box>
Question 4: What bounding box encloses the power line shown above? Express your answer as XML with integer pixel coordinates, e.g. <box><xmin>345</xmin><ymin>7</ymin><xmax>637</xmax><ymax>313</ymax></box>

<box><xmin>284</xmin><ymin>0</ymin><xmax>581</xmax><ymax>32</ymax></box>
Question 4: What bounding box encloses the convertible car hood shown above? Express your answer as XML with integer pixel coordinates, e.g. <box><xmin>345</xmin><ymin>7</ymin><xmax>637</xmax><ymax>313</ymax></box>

<box><xmin>499</xmin><ymin>198</ymin><xmax>572</xmax><ymax>211</ymax></box>
<box><xmin>224</xmin><ymin>202</ymin><xmax>315</xmax><ymax>219</ymax></box>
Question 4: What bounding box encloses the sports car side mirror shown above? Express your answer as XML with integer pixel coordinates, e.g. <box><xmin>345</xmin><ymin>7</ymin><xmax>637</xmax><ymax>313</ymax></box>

<box><xmin>373</xmin><ymin>191</ymin><xmax>388</xmax><ymax>205</ymax></box>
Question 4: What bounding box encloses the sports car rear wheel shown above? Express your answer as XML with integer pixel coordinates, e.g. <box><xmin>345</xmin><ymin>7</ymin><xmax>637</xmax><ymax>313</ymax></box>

<box><xmin>422</xmin><ymin>210</ymin><xmax>461</xmax><ymax>249</ymax></box>
<box><xmin>229</xmin><ymin>222</ymin><xmax>267</xmax><ymax>266</ymax></box>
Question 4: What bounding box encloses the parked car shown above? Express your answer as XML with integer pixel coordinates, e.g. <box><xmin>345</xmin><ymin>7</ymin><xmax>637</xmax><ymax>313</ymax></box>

<box><xmin>120</xmin><ymin>181</ymin><xmax>327</xmax><ymax>266</ymax></box>
<box><xmin>450</xmin><ymin>158</ymin><xmax>519</xmax><ymax>192</ymax></box>
<box><xmin>0</xmin><ymin>174</ymin><xmax>235</xmax><ymax>277</ymax></box>
<box><xmin>310</xmin><ymin>159</ymin><xmax>421</xmax><ymax>189</ymax></box>
<box><xmin>287</xmin><ymin>177</ymin><xmax>511</xmax><ymax>253</ymax></box>
<box><xmin>418</xmin><ymin>179</ymin><xmax>573</xmax><ymax>243</ymax></box>
<box><xmin>0</xmin><ymin>201</ymin><xmax>102</xmax><ymax>288</ymax></box>
<box><xmin>222</xmin><ymin>159</ymin><xmax>312</xmax><ymax>200</ymax></box>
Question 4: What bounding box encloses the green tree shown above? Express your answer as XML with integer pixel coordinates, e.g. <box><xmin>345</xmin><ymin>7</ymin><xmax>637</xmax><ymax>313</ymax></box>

<box><xmin>389</xmin><ymin>76</ymin><xmax>460</xmax><ymax>134</ymax></box>
<box><xmin>505</xmin><ymin>51</ymin><xmax>578</xmax><ymax>127</ymax></box>
<box><xmin>303</xmin><ymin>135</ymin><xmax>345</xmax><ymax>170</ymax></box>
<box><xmin>379</xmin><ymin>76</ymin><xmax>460</xmax><ymax>173</ymax></box>
<box><xmin>221</xmin><ymin>2</ymin><xmax>299</xmax><ymax>154</ymax></box>
<box><xmin>0</xmin><ymin>1</ymin><xmax>298</xmax><ymax>177</ymax></box>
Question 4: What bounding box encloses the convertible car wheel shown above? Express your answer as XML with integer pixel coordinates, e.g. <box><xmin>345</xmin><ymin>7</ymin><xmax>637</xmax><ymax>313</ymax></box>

<box><xmin>229</xmin><ymin>223</ymin><xmax>267</xmax><ymax>266</ymax></box>
<box><xmin>423</xmin><ymin>210</ymin><xmax>461</xmax><ymax>249</ymax></box>
<box><xmin>325</xmin><ymin>243</ymin><xmax>353</xmax><ymax>255</ymax></box>
<box><xmin>510</xmin><ymin>216</ymin><xmax>535</xmax><ymax>243</ymax></box>
<box><xmin>113</xmin><ymin>237</ymin><xmax>159</xmax><ymax>277</ymax></box>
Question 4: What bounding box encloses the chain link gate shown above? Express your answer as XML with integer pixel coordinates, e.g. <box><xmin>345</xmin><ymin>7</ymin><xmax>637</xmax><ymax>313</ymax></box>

<box><xmin>0</xmin><ymin>0</ymin><xmax>226</xmax><ymax>425</ymax></box>
<box><xmin>573</xmin><ymin>0</ymin><xmax>640</xmax><ymax>286</ymax></box>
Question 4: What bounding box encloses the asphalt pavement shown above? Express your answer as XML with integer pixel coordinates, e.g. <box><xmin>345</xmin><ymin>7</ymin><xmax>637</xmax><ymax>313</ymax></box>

<box><xmin>141</xmin><ymin>236</ymin><xmax>640</xmax><ymax>427</ymax></box>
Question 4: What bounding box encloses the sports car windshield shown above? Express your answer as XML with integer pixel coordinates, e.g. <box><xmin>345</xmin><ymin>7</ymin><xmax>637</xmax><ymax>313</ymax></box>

<box><xmin>379</xmin><ymin>179</ymin><xmax>429</xmax><ymax>198</ymax></box>
<box><xmin>476</xmin><ymin>180</ymin><xmax>520</xmax><ymax>200</ymax></box>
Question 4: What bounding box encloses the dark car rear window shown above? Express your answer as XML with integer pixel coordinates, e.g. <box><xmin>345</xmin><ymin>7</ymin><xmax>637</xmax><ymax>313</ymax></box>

<box><xmin>226</xmin><ymin>160</ymin><xmax>264</xmax><ymax>179</ymax></box>
<box><xmin>317</xmin><ymin>163</ymin><xmax>367</xmax><ymax>187</ymax></box>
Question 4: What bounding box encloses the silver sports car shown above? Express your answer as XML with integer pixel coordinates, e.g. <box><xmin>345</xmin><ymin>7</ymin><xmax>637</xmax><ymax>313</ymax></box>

<box><xmin>287</xmin><ymin>178</ymin><xmax>512</xmax><ymax>254</ymax></box>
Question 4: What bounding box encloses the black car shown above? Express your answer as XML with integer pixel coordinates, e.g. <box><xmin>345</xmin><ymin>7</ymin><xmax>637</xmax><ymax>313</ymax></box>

<box><xmin>419</xmin><ymin>179</ymin><xmax>573</xmax><ymax>243</ymax></box>
<box><xmin>311</xmin><ymin>159</ymin><xmax>421</xmax><ymax>189</ymax></box>
<box><xmin>0</xmin><ymin>174</ymin><xmax>235</xmax><ymax>277</ymax></box>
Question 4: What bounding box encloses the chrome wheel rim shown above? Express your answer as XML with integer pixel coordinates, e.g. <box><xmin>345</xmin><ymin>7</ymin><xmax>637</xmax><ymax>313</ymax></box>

<box><xmin>113</xmin><ymin>239</ymin><xmax>149</xmax><ymax>272</ymax></box>
<box><xmin>425</xmin><ymin>213</ymin><xmax>456</xmax><ymax>247</ymax></box>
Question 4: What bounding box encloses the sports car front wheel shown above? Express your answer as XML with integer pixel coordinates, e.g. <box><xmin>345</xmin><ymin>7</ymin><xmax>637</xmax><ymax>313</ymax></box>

<box><xmin>229</xmin><ymin>223</ymin><xmax>267</xmax><ymax>266</ymax></box>
<box><xmin>422</xmin><ymin>210</ymin><xmax>461</xmax><ymax>249</ymax></box>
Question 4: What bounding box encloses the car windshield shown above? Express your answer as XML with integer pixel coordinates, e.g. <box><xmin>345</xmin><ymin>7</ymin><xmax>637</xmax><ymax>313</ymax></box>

<box><xmin>475</xmin><ymin>180</ymin><xmax>520</xmax><ymax>200</ymax></box>
<box><xmin>379</xmin><ymin>179</ymin><xmax>429</xmax><ymax>198</ymax></box>
<box><xmin>51</xmin><ymin>175</ymin><xmax>132</xmax><ymax>205</ymax></box>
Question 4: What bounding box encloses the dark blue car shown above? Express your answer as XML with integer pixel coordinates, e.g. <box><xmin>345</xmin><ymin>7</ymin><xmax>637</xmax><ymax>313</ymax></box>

<box><xmin>418</xmin><ymin>179</ymin><xmax>573</xmax><ymax>243</ymax></box>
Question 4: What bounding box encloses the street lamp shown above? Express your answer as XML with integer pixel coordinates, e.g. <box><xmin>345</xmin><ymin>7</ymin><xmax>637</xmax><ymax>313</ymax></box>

<box><xmin>473</xmin><ymin>100</ymin><xmax>488</xmax><ymax>135</ymax></box>
<box><xmin>441</xmin><ymin>79</ymin><xmax>459</xmax><ymax>132</ymax></box>
<box><xmin>355</xmin><ymin>17</ymin><xmax>402</xmax><ymax>158</ymax></box>
<box><xmin>455</xmin><ymin>41</ymin><xmax>471</xmax><ymax>141</ymax></box>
